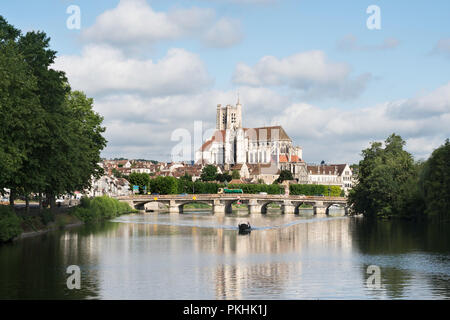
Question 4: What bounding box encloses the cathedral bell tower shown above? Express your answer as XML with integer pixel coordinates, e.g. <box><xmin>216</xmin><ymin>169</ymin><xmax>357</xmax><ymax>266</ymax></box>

<box><xmin>216</xmin><ymin>98</ymin><xmax>245</xmax><ymax>164</ymax></box>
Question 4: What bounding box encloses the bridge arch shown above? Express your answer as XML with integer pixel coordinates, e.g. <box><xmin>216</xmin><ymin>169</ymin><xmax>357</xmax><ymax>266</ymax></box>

<box><xmin>325</xmin><ymin>203</ymin><xmax>348</xmax><ymax>216</ymax></box>
<box><xmin>222</xmin><ymin>199</ymin><xmax>249</xmax><ymax>214</ymax></box>
<box><xmin>260</xmin><ymin>200</ymin><xmax>283</xmax><ymax>214</ymax></box>
<box><xmin>291</xmin><ymin>202</ymin><xmax>314</xmax><ymax>215</ymax></box>
<box><xmin>178</xmin><ymin>200</ymin><xmax>213</xmax><ymax>213</ymax></box>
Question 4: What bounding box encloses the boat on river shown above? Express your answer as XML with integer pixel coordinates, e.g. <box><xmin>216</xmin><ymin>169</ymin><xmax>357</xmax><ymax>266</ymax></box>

<box><xmin>238</xmin><ymin>222</ymin><xmax>251</xmax><ymax>234</ymax></box>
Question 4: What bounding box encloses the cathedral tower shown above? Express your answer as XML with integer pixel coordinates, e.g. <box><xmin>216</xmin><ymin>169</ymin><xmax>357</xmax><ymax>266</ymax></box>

<box><xmin>216</xmin><ymin>100</ymin><xmax>242</xmax><ymax>130</ymax></box>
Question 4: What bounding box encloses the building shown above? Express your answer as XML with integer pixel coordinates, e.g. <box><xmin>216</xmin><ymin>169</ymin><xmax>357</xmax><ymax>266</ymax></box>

<box><xmin>307</xmin><ymin>164</ymin><xmax>353</xmax><ymax>194</ymax></box>
<box><xmin>86</xmin><ymin>175</ymin><xmax>131</xmax><ymax>197</ymax></box>
<box><xmin>195</xmin><ymin>100</ymin><xmax>304</xmax><ymax>171</ymax></box>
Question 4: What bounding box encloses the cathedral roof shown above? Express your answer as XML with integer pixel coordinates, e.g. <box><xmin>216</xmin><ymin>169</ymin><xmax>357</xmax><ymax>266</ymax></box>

<box><xmin>244</xmin><ymin>126</ymin><xmax>291</xmax><ymax>141</ymax></box>
<box><xmin>307</xmin><ymin>164</ymin><xmax>348</xmax><ymax>176</ymax></box>
<box><xmin>247</xmin><ymin>163</ymin><xmax>280</xmax><ymax>175</ymax></box>
<box><xmin>198</xmin><ymin>125</ymin><xmax>292</xmax><ymax>152</ymax></box>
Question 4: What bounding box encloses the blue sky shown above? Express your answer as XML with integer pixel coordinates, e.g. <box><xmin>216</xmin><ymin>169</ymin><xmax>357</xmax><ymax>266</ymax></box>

<box><xmin>1</xmin><ymin>0</ymin><xmax>449</xmax><ymax>163</ymax></box>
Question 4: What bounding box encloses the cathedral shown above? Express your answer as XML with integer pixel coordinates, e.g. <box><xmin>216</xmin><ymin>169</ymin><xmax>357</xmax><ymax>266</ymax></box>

<box><xmin>195</xmin><ymin>100</ymin><xmax>307</xmax><ymax>181</ymax></box>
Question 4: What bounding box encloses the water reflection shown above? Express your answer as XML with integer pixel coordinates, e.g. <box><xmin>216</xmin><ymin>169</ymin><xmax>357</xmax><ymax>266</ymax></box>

<box><xmin>0</xmin><ymin>211</ymin><xmax>448</xmax><ymax>299</ymax></box>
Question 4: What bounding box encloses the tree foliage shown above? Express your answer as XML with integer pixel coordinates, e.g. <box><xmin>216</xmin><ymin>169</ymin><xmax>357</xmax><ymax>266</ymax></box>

<box><xmin>127</xmin><ymin>172</ymin><xmax>151</xmax><ymax>194</ymax></box>
<box><xmin>420</xmin><ymin>139</ymin><xmax>450</xmax><ymax>220</ymax></box>
<box><xmin>200</xmin><ymin>165</ymin><xmax>218</xmax><ymax>181</ymax></box>
<box><xmin>277</xmin><ymin>170</ymin><xmax>294</xmax><ymax>183</ymax></box>
<box><xmin>0</xmin><ymin>16</ymin><xmax>106</xmax><ymax>210</ymax></box>
<box><xmin>290</xmin><ymin>184</ymin><xmax>342</xmax><ymax>197</ymax></box>
<box><xmin>348</xmin><ymin>134</ymin><xmax>425</xmax><ymax>219</ymax></box>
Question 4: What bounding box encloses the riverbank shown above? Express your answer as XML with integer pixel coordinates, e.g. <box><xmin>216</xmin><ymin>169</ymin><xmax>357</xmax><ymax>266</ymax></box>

<box><xmin>1</xmin><ymin>196</ymin><xmax>137</xmax><ymax>243</ymax></box>
<box><xmin>18</xmin><ymin>217</ymin><xmax>84</xmax><ymax>240</ymax></box>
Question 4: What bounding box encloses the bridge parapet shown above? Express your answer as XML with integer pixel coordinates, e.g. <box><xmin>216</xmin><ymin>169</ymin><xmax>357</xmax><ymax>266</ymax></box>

<box><xmin>116</xmin><ymin>194</ymin><xmax>348</xmax><ymax>215</ymax></box>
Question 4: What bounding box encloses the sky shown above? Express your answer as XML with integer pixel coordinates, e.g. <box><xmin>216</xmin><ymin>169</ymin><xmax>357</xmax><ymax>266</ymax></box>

<box><xmin>1</xmin><ymin>0</ymin><xmax>450</xmax><ymax>164</ymax></box>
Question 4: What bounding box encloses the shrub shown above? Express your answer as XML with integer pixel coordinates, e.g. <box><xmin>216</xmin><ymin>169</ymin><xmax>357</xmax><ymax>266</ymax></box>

<box><xmin>72</xmin><ymin>196</ymin><xmax>135</xmax><ymax>223</ymax></box>
<box><xmin>289</xmin><ymin>184</ymin><xmax>342</xmax><ymax>196</ymax></box>
<box><xmin>39</xmin><ymin>209</ymin><xmax>55</xmax><ymax>225</ymax></box>
<box><xmin>0</xmin><ymin>206</ymin><xmax>23</xmax><ymax>242</ymax></box>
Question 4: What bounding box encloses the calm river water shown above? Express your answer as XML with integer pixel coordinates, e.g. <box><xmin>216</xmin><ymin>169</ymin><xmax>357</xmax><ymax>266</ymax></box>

<box><xmin>0</xmin><ymin>209</ymin><xmax>449</xmax><ymax>299</ymax></box>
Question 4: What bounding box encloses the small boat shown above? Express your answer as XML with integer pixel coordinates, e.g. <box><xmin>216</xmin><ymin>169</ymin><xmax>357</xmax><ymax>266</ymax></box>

<box><xmin>238</xmin><ymin>222</ymin><xmax>251</xmax><ymax>234</ymax></box>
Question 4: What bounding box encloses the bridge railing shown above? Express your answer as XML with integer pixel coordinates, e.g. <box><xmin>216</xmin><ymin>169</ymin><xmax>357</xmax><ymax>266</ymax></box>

<box><xmin>116</xmin><ymin>194</ymin><xmax>347</xmax><ymax>202</ymax></box>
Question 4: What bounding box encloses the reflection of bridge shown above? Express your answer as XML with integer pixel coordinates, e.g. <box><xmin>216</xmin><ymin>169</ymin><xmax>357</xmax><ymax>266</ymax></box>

<box><xmin>116</xmin><ymin>194</ymin><xmax>349</xmax><ymax>216</ymax></box>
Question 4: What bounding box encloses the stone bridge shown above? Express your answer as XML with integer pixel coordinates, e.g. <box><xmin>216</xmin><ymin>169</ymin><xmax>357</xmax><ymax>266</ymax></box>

<box><xmin>116</xmin><ymin>194</ymin><xmax>349</xmax><ymax>217</ymax></box>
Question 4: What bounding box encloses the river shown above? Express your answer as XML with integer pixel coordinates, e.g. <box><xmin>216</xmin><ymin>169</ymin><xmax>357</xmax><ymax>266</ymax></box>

<box><xmin>0</xmin><ymin>209</ymin><xmax>449</xmax><ymax>299</ymax></box>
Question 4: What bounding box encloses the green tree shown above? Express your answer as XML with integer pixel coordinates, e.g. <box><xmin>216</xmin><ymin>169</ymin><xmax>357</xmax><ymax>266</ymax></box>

<box><xmin>231</xmin><ymin>170</ymin><xmax>240</xmax><ymax>180</ymax></box>
<box><xmin>0</xmin><ymin>206</ymin><xmax>22</xmax><ymax>242</ymax></box>
<box><xmin>420</xmin><ymin>139</ymin><xmax>450</xmax><ymax>220</ymax></box>
<box><xmin>149</xmin><ymin>176</ymin><xmax>178</xmax><ymax>194</ymax></box>
<box><xmin>127</xmin><ymin>172</ymin><xmax>151</xmax><ymax>194</ymax></box>
<box><xmin>277</xmin><ymin>170</ymin><xmax>293</xmax><ymax>183</ymax></box>
<box><xmin>348</xmin><ymin>134</ymin><xmax>417</xmax><ymax>218</ymax></box>
<box><xmin>216</xmin><ymin>173</ymin><xmax>232</xmax><ymax>183</ymax></box>
<box><xmin>112</xmin><ymin>168</ymin><xmax>124</xmax><ymax>178</ymax></box>
<box><xmin>0</xmin><ymin>17</ymin><xmax>44</xmax><ymax>207</ymax></box>
<box><xmin>200</xmin><ymin>165</ymin><xmax>218</xmax><ymax>181</ymax></box>
<box><xmin>0</xmin><ymin>17</ymin><xmax>107</xmax><ymax>212</ymax></box>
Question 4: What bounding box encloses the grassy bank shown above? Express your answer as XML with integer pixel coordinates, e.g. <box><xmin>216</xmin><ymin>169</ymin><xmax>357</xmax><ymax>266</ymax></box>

<box><xmin>71</xmin><ymin>196</ymin><xmax>137</xmax><ymax>223</ymax></box>
<box><xmin>0</xmin><ymin>205</ymin><xmax>82</xmax><ymax>243</ymax></box>
<box><xmin>0</xmin><ymin>196</ymin><xmax>137</xmax><ymax>243</ymax></box>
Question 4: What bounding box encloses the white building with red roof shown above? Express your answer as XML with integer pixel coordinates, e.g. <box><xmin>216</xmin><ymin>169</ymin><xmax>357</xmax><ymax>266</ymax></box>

<box><xmin>195</xmin><ymin>100</ymin><xmax>304</xmax><ymax>173</ymax></box>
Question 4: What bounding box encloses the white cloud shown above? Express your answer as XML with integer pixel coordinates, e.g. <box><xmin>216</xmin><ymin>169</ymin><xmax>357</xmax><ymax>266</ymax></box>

<box><xmin>232</xmin><ymin>50</ymin><xmax>371</xmax><ymax>100</ymax></box>
<box><xmin>388</xmin><ymin>82</ymin><xmax>450</xmax><ymax>119</ymax></box>
<box><xmin>96</xmin><ymin>82</ymin><xmax>450</xmax><ymax>163</ymax></box>
<box><xmin>203</xmin><ymin>18</ymin><xmax>243</xmax><ymax>48</ymax></box>
<box><xmin>272</xmin><ymin>82</ymin><xmax>450</xmax><ymax>163</ymax></box>
<box><xmin>431</xmin><ymin>38</ymin><xmax>450</xmax><ymax>59</ymax></box>
<box><xmin>81</xmin><ymin>0</ymin><xmax>242</xmax><ymax>49</ymax></box>
<box><xmin>54</xmin><ymin>45</ymin><xmax>213</xmax><ymax>96</ymax></box>
<box><xmin>337</xmin><ymin>34</ymin><xmax>400</xmax><ymax>51</ymax></box>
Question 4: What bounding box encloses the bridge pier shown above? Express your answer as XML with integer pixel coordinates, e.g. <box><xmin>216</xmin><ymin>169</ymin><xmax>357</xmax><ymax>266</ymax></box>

<box><xmin>124</xmin><ymin>200</ymin><xmax>135</xmax><ymax>210</ymax></box>
<box><xmin>248</xmin><ymin>199</ymin><xmax>262</xmax><ymax>214</ymax></box>
<box><xmin>169</xmin><ymin>200</ymin><xmax>181</xmax><ymax>214</ymax></box>
<box><xmin>281</xmin><ymin>200</ymin><xmax>295</xmax><ymax>214</ymax></box>
<box><xmin>213</xmin><ymin>200</ymin><xmax>225</xmax><ymax>216</ymax></box>
<box><xmin>313</xmin><ymin>205</ymin><xmax>327</xmax><ymax>217</ymax></box>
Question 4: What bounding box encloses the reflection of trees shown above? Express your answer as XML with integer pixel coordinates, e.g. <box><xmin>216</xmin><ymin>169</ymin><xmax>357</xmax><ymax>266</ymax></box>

<box><xmin>428</xmin><ymin>273</ymin><xmax>450</xmax><ymax>299</ymax></box>
<box><xmin>353</xmin><ymin>219</ymin><xmax>450</xmax><ymax>299</ymax></box>
<box><xmin>362</xmin><ymin>264</ymin><xmax>412</xmax><ymax>299</ymax></box>
<box><xmin>351</xmin><ymin>219</ymin><xmax>450</xmax><ymax>254</ymax></box>
<box><xmin>0</xmin><ymin>224</ymin><xmax>108</xmax><ymax>299</ymax></box>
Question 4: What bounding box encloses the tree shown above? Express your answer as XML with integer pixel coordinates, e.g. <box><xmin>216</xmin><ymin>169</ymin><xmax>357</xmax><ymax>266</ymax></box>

<box><xmin>420</xmin><ymin>139</ymin><xmax>450</xmax><ymax>220</ymax></box>
<box><xmin>277</xmin><ymin>170</ymin><xmax>293</xmax><ymax>183</ymax></box>
<box><xmin>112</xmin><ymin>168</ymin><xmax>124</xmax><ymax>178</ymax></box>
<box><xmin>0</xmin><ymin>17</ymin><xmax>45</xmax><ymax>207</ymax></box>
<box><xmin>200</xmin><ymin>165</ymin><xmax>218</xmax><ymax>181</ymax></box>
<box><xmin>0</xmin><ymin>16</ymin><xmax>107</xmax><ymax>212</ymax></box>
<box><xmin>149</xmin><ymin>176</ymin><xmax>178</xmax><ymax>195</ymax></box>
<box><xmin>348</xmin><ymin>134</ymin><xmax>417</xmax><ymax>218</ymax></box>
<box><xmin>216</xmin><ymin>173</ymin><xmax>232</xmax><ymax>183</ymax></box>
<box><xmin>17</xmin><ymin>30</ymin><xmax>71</xmax><ymax>209</ymax></box>
<box><xmin>231</xmin><ymin>170</ymin><xmax>240</xmax><ymax>180</ymax></box>
<box><xmin>127</xmin><ymin>173</ymin><xmax>151</xmax><ymax>194</ymax></box>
